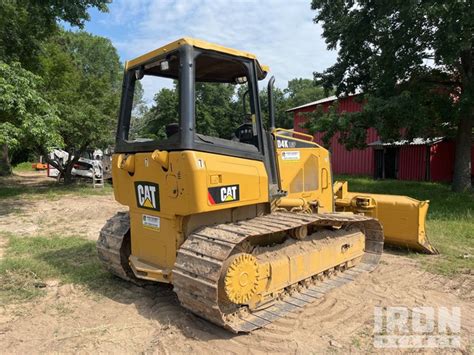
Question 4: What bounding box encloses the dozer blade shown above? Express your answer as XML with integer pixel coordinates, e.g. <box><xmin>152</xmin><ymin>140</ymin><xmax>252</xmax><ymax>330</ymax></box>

<box><xmin>334</xmin><ymin>181</ymin><xmax>438</xmax><ymax>254</ymax></box>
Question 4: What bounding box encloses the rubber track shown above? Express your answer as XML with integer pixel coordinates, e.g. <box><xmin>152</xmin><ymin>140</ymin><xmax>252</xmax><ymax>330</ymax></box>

<box><xmin>173</xmin><ymin>212</ymin><xmax>384</xmax><ymax>333</ymax></box>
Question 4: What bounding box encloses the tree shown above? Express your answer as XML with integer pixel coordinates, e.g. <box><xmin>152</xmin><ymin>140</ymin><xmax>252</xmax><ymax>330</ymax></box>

<box><xmin>195</xmin><ymin>83</ymin><xmax>237</xmax><ymax>138</ymax></box>
<box><xmin>0</xmin><ymin>0</ymin><xmax>110</xmax><ymax>175</ymax></box>
<box><xmin>137</xmin><ymin>86</ymin><xmax>179</xmax><ymax>140</ymax></box>
<box><xmin>259</xmin><ymin>86</ymin><xmax>290</xmax><ymax>128</ymax></box>
<box><xmin>128</xmin><ymin>81</ymin><xmax>148</xmax><ymax>140</ymax></box>
<box><xmin>37</xmin><ymin>31</ymin><xmax>122</xmax><ymax>182</ymax></box>
<box><xmin>285</xmin><ymin>78</ymin><xmax>326</xmax><ymax>108</ymax></box>
<box><xmin>258</xmin><ymin>78</ymin><xmax>326</xmax><ymax>130</ymax></box>
<box><xmin>136</xmin><ymin>78</ymin><xmax>326</xmax><ymax>137</ymax></box>
<box><xmin>138</xmin><ymin>83</ymin><xmax>241</xmax><ymax>140</ymax></box>
<box><xmin>0</xmin><ymin>0</ymin><xmax>109</xmax><ymax>69</ymax></box>
<box><xmin>0</xmin><ymin>62</ymin><xmax>62</xmax><ymax>175</ymax></box>
<box><xmin>310</xmin><ymin>0</ymin><xmax>473</xmax><ymax>191</ymax></box>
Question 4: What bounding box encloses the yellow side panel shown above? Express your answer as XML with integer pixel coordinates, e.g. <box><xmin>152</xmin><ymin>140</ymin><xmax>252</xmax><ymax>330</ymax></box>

<box><xmin>252</xmin><ymin>231</ymin><xmax>365</xmax><ymax>306</ymax></box>
<box><xmin>275</xmin><ymin>135</ymin><xmax>333</xmax><ymax>212</ymax></box>
<box><xmin>112</xmin><ymin>150</ymin><xmax>269</xmax><ymax>274</ymax></box>
<box><xmin>128</xmin><ymin>211</ymin><xmax>177</xmax><ymax>281</ymax></box>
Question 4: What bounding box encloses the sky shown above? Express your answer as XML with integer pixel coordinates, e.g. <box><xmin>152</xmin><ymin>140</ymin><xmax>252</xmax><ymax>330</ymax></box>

<box><xmin>83</xmin><ymin>0</ymin><xmax>337</xmax><ymax>103</ymax></box>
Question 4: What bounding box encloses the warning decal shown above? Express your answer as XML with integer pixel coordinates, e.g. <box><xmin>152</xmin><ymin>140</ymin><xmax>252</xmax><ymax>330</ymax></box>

<box><xmin>281</xmin><ymin>151</ymin><xmax>301</xmax><ymax>161</ymax></box>
<box><xmin>142</xmin><ymin>214</ymin><xmax>160</xmax><ymax>230</ymax></box>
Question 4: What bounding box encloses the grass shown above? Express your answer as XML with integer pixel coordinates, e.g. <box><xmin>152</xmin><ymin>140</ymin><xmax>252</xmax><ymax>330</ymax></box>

<box><xmin>337</xmin><ymin>175</ymin><xmax>474</xmax><ymax>275</ymax></box>
<box><xmin>0</xmin><ymin>170</ymin><xmax>116</xmax><ymax>303</ymax></box>
<box><xmin>0</xmin><ymin>234</ymin><xmax>121</xmax><ymax>304</ymax></box>
<box><xmin>0</xmin><ymin>182</ymin><xmax>113</xmax><ymax>200</ymax></box>
<box><xmin>13</xmin><ymin>162</ymin><xmax>35</xmax><ymax>172</ymax></box>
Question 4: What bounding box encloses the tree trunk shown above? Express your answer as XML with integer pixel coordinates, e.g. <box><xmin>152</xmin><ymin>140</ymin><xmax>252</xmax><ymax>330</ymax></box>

<box><xmin>63</xmin><ymin>153</ymin><xmax>81</xmax><ymax>184</ymax></box>
<box><xmin>452</xmin><ymin>48</ymin><xmax>473</xmax><ymax>192</ymax></box>
<box><xmin>452</xmin><ymin>114</ymin><xmax>472</xmax><ymax>192</ymax></box>
<box><xmin>43</xmin><ymin>152</ymin><xmax>65</xmax><ymax>183</ymax></box>
<box><xmin>0</xmin><ymin>144</ymin><xmax>12</xmax><ymax>176</ymax></box>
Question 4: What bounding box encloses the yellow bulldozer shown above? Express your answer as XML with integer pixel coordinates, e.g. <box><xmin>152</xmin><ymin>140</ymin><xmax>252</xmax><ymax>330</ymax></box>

<box><xmin>97</xmin><ymin>38</ymin><xmax>437</xmax><ymax>333</ymax></box>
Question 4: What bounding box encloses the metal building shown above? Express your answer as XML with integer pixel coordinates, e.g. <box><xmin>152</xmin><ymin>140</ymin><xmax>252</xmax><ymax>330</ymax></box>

<box><xmin>288</xmin><ymin>94</ymin><xmax>474</xmax><ymax>182</ymax></box>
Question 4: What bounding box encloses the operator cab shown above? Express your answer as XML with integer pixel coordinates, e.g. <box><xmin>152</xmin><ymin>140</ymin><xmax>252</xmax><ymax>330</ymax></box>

<box><xmin>116</xmin><ymin>38</ymin><xmax>270</xmax><ymax>163</ymax></box>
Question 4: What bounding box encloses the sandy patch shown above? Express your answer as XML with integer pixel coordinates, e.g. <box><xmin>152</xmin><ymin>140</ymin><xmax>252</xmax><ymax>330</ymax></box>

<box><xmin>0</xmin><ymin>194</ymin><xmax>126</xmax><ymax>240</ymax></box>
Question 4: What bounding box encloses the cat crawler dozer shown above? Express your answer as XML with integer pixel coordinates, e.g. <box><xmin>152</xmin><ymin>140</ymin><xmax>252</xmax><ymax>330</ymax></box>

<box><xmin>97</xmin><ymin>38</ymin><xmax>437</xmax><ymax>333</ymax></box>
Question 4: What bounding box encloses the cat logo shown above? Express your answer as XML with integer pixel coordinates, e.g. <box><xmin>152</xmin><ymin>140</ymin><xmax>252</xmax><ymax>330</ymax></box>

<box><xmin>135</xmin><ymin>182</ymin><xmax>160</xmax><ymax>211</ymax></box>
<box><xmin>220</xmin><ymin>186</ymin><xmax>238</xmax><ymax>201</ymax></box>
<box><xmin>208</xmin><ymin>184</ymin><xmax>240</xmax><ymax>205</ymax></box>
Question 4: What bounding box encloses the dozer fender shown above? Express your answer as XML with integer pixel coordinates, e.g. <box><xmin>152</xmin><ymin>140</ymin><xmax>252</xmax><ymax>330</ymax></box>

<box><xmin>334</xmin><ymin>181</ymin><xmax>438</xmax><ymax>254</ymax></box>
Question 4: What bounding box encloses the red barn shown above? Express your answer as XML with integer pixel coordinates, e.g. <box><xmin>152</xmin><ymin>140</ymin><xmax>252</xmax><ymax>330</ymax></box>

<box><xmin>288</xmin><ymin>94</ymin><xmax>474</xmax><ymax>182</ymax></box>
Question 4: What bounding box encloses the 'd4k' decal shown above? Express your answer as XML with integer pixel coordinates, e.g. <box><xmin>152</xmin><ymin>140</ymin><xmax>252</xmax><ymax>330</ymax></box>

<box><xmin>135</xmin><ymin>181</ymin><xmax>160</xmax><ymax>211</ymax></box>
<box><xmin>208</xmin><ymin>185</ymin><xmax>240</xmax><ymax>205</ymax></box>
<box><xmin>276</xmin><ymin>136</ymin><xmax>315</xmax><ymax>149</ymax></box>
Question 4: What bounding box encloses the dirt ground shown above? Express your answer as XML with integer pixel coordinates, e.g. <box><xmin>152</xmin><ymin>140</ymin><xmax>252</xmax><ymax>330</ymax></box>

<box><xmin>0</xmin><ymin>171</ymin><xmax>127</xmax><ymax>241</ymax></box>
<box><xmin>0</xmin><ymin>172</ymin><xmax>472</xmax><ymax>353</ymax></box>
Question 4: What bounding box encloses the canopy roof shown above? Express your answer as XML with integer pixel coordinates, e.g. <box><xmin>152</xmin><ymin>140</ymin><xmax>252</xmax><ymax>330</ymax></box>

<box><xmin>125</xmin><ymin>37</ymin><xmax>269</xmax><ymax>82</ymax></box>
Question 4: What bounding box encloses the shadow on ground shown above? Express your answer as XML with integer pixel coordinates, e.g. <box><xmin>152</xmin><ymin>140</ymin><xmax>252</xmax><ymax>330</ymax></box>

<box><xmin>0</xmin><ymin>199</ymin><xmax>31</xmax><ymax>217</ymax></box>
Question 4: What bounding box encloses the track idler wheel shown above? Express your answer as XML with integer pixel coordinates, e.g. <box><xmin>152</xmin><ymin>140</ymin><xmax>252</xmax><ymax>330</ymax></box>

<box><xmin>289</xmin><ymin>225</ymin><xmax>308</xmax><ymax>240</ymax></box>
<box><xmin>224</xmin><ymin>254</ymin><xmax>259</xmax><ymax>304</ymax></box>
